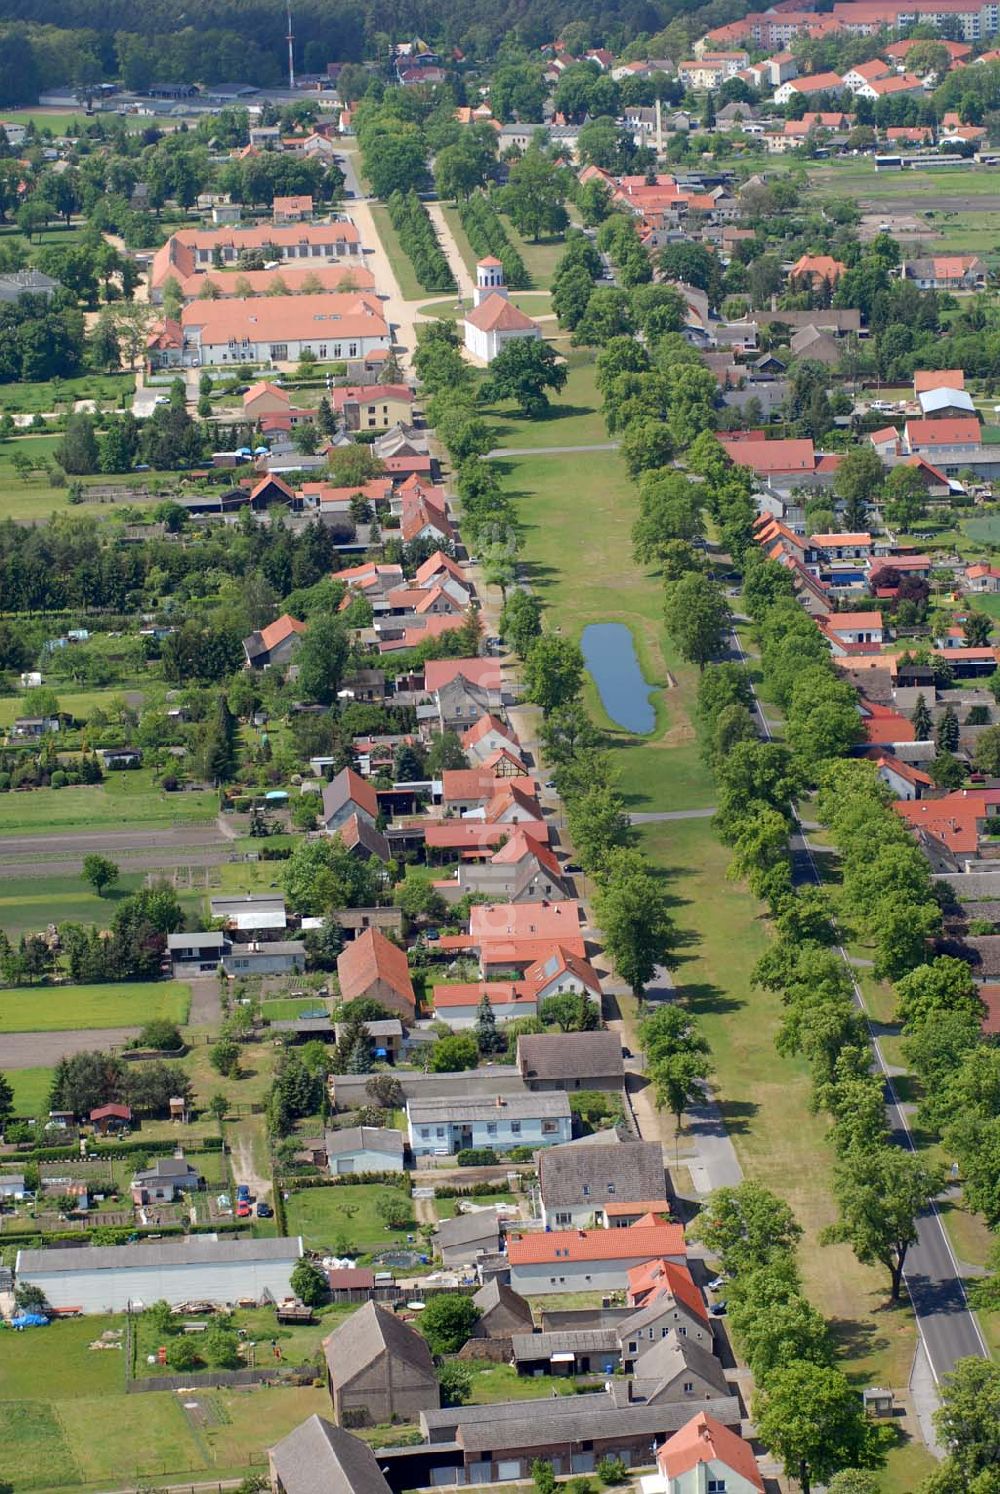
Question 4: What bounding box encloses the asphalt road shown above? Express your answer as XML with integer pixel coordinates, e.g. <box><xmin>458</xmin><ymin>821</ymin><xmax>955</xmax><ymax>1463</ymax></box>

<box><xmin>731</xmin><ymin>624</ymin><xmax>988</xmax><ymax>1383</ymax></box>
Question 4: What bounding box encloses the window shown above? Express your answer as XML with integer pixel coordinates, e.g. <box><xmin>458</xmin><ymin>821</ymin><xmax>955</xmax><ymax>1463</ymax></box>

<box><xmin>707</xmin><ymin>1482</ymin><xmax>726</xmax><ymax>1493</ymax></box>
<box><xmin>421</xmin><ymin>1128</ymin><xmax>431</xmax><ymax>1139</ymax></box>
<box><xmin>607</xmin><ymin>1183</ymin><xmax>616</xmax><ymax>1194</ymax></box>
<box><xmin>319</xmin><ymin>345</ymin><xmax>327</xmax><ymax>358</ymax></box>
<box><xmin>582</xmin><ymin>1184</ymin><xmax>590</xmax><ymax>1197</ymax></box>
<box><xmin>349</xmin><ymin>343</ymin><xmax>358</xmax><ymax>356</ymax></box>
<box><xmin>511</xmin><ymin>1121</ymin><xmax>521</xmax><ymax>1135</ymax></box>
<box><xmin>486</xmin><ymin>1122</ymin><xmax>497</xmax><ymax>1136</ymax></box>
<box><xmin>542</xmin><ymin>1120</ymin><xmax>558</xmax><ymax>1134</ymax></box>
<box><xmin>677</xmin><ymin>1325</ymin><xmax>687</xmax><ymax>1337</ymax></box>
<box><xmin>436</xmin><ymin>1127</ymin><xmax>445</xmax><ymax>1138</ymax></box>
<box><xmin>683</xmin><ymin>1382</ymin><xmax>694</xmax><ymax>1394</ymax></box>
<box><xmin>270</xmin><ymin>344</ymin><xmax>288</xmax><ymax>361</ymax></box>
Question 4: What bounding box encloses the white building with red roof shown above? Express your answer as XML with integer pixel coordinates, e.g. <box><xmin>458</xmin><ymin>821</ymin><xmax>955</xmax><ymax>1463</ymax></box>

<box><xmin>652</xmin><ymin>1412</ymin><xmax>764</xmax><ymax>1494</ymax></box>
<box><xmin>463</xmin><ymin>259</ymin><xmax>541</xmax><ymax>363</ymax></box>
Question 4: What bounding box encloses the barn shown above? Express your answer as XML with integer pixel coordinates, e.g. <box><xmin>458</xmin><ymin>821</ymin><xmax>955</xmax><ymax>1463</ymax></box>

<box><xmin>15</xmin><ymin>1235</ymin><xmax>303</xmax><ymax>1313</ymax></box>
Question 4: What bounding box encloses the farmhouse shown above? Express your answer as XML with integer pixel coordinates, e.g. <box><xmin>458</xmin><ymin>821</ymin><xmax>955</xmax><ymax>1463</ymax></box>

<box><xmin>516</xmin><ymin>1031</ymin><xmax>624</xmax><ymax>1092</ymax></box>
<box><xmin>15</xmin><ymin>1236</ymin><xmax>303</xmax><ymax>1313</ymax></box>
<box><xmin>538</xmin><ymin>1136</ymin><xmax>667</xmax><ymax>1227</ymax></box>
<box><xmin>507</xmin><ymin>1222</ymin><xmax>685</xmax><ymax>1296</ymax></box>
<box><xmin>653</xmin><ymin>1411</ymin><xmax>764</xmax><ymax>1494</ymax></box>
<box><xmin>435</xmin><ymin>1207</ymin><xmax>502</xmax><ymax>1266</ymax></box>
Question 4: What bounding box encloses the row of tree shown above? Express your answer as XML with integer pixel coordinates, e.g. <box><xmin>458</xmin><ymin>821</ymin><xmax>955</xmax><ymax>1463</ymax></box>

<box><xmin>385</xmin><ymin>189</ymin><xmax>456</xmax><ymax>295</ymax></box>
<box><xmin>457</xmin><ymin>193</ymin><xmax>529</xmax><ymax>289</ymax></box>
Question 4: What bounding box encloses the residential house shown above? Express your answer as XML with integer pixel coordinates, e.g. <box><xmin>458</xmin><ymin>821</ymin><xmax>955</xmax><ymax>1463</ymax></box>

<box><xmin>167</xmin><ymin>930</ymin><xmax>228</xmax><ymax>976</ymax></box>
<box><xmin>507</xmin><ymin>1222</ymin><xmax>686</xmax><ymax>1296</ymax></box>
<box><xmin>272</xmin><ymin>194</ymin><xmax>314</xmax><ymax>222</ymax></box>
<box><xmin>269</xmin><ymin>1414</ymin><xmax>395</xmax><ymax>1494</ymax></box>
<box><xmin>903</xmin><ymin>417</ymin><xmax>982</xmax><ymax>459</ymax></box>
<box><xmin>243</xmin><ymin>612</ymin><xmax>306</xmax><ymax>669</ymax></box>
<box><xmin>339</xmin><ymin>814</ymin><xmax>391</xmax><ymax>864</ymax></box>
<box><xmin>516</xmin><ymin>1031</ymin><xmax>625</xmax><ymax>1092</ymax></box>
<box><xmin>324</xmin><ymin>1127</ymin><xmax>405</xmax><ymax>1175</ymax></box>
<box><xmin>538</xmin><ymin>1135</ymin><xmax>667</xmax><ymax>1228</ymax></box>
<box><xmin>789</xmin><ymin>253</ymin><xmax>846</xmax><ymax>288</ymax></box>
<box><xmin>717</xmin><ymin>435</ymin><xmax>821</xmax><ymax>480</ymax></box>
<box><xmin>653</xmin><ymin>1412</ymin><xmax>764</xmax><ymax>1494</ymax></box>
<box><xmin>406</xmin><ymin>1092</ymin><xmax>572</xmax><ymax>1158</ymax></box>
<box><xmin>789</xmin><ymin>325</ymin><xmax>842</xmax><ymax>365</ymax></box>
<box><xmin>432</xmin><ymin>981</ymin><xmax>540</xmax><ymax>1027</ymax></box>
<box><xmin>337</xmin><ymin>929</ymin><xmax>416</xmax><ymax>1018</ymax></box>
<box><xmin>130</xmin><ymin>1154</ymin><xmax>204</xmax><ymax>1204</ymax></box>
<box><xmin>321</xmin><ymin>767</ymin><xmax>379</xmax><ymax>835</ymax></box>
<box><xmin>222</xmin><ymin>941</ymin><xmax>306</xmax><ymax>977</ymax></box>
<box><xmin>332</xmin><ymin>384</ymin><xmax>414</xmax><ymax>431</ymax></box>
<box><xmin>852</xmin><ymin>70</ymin><xmax>924</xmax><ymax>99</ymax></box>
<box><xmin>966</xmin><ymin>562</ymin><xmax>1000</xmax><ymax>593</ymax></box>
<box><xmin>323</xmin><ymin>1301</ymin><xmax>439</xmax><ymax>1427</ymax></box>
<box><xmin>452</xmin><ymin>835</ymin><xmax>569</xmax><ymax>905</ymax></box>
<box><xmin>822</xmin><ymin>610</ymin><xmax>884</xmax><ymax>648</ymax></box>
<box><xmin>914</xmin><ymin>369</ymin><xmax>965</xmax><ymax>394</ymax></box>
<box><xmin>435</xmin><ymin>1207</ymin><xmax>502</xmax><ymax>1266</ymax></box>
<box><xmin>627</xmin><ymin>1331</ymin><xmax>730</xmax><ymax>1405</ymax></box>
<box><xmin>209</xmin><ymin>893</ymin><xmax>287</xmax><ymax>937</ymax></box>
<box><xmin>842</xmin><ymin>57</ymin><xmax>892</xmax><ymax>90</ymax></box>
<box><xmin>426</xmin><ymin>660</ymin><xmax>503</xmax><ymax>730</ymax></box>
<box><xmin>903</xmin><ymin>255</ymin><xmax>987</xmax><ymax>290</ymax></box>
<box><xmin>464</xmin><ymin>260</ymin><xmax>541</xmax><ymax>363</ymax></box>
<box><xmin>869</xmin><ymin>752</ymin><xmax>934</xmax><ymax>800</ymax></box>
<box><xmin>472</xmin><ymin>1278</ymin><xmax>535</xmax><ymax>1338</ymax></box>
<box><xmin>773</xmin><ymin>72</ymin><xmax>845</xmax><ymax>102</ymax></box>
<box><xmin>244</xmin><ymin>381</ymin><xmax>294</xmax><ymax>419</ymax></box>
<box><xmin>625</xmin><ymin>1260</ymin><xmax>714</xmax><ymax>1350</ymax></box>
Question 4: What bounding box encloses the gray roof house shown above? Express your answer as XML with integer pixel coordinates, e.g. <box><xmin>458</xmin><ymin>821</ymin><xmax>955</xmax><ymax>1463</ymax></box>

<box><xmin>131</xmin><ymin>1154</ymin><xmax>204</xmax><ymax>1203</ymax></box>
<box><xmin>0</xmin><ymin>269</ymin><xmax>60</xmax><ymax>302</ymax></box>
<box><xmin>407</xmin><ymin>1092</ymin><xmax>572</xmax><ymax>1158</ymax></box>
<box><xmin>222</xmin><ymin>940</ymin><xmax>306</xmax><ymax>977</ymax></box>
<box><xmin>167</xmin><ymin>930</ymin><xmax>227</xmax><ymax>976</ymax></box>
<box><xmin>435</xmin><ymin>1207</ymin><xmax>501</xmax><ymax>1267</ymax></box>
<box><xmin>270</xmin><ymin>1414</ymin><xmax>394</xmax><ymax>1494</ymax></box>
<box><xmin>323</xmin><ymin>1300</ymin><xmax>439</xmax><ymax>1427</ymax></box>
<box><xmin>625</xmin><ymin>1329</ymin><xmax>730</xmax><ymax>1405</ymax></box>
<box><xmin>516</xmin><ymin>1031</ymin><xmax>624</xmax><ymax>1093</ymax></box>
<box><xmin>324</xmin><ymin>1127</ymin><xmax>405</xmax><ymax>1175</ymax></box>
<box><xmin>471</xmin><ymin>1277</ymin><xmax>534</xmax><ymax>1338</ymax></box>
<box><xmin>538</xmin><ymin>1136</ymin><xmax>666</xmax><ymax>1228</ymax></box>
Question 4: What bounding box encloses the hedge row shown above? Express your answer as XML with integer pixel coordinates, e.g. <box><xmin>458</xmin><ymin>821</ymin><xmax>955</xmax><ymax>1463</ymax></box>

<box><xmin>281</xmin><ymin>1171</ymin><xmax>413</xmax><ymax>1192</ymax></box>
<box><xmin>386</xmin><ymin>190</ymin><xmax>456</xmax><ymax>293</ymax></box>
<box><xmin>4</xmin><ymin>1136</ymin><xmax>224</xmax><ymax>1164</ymax></box>
<box><xmin>459</xmin><ymin>195</ymin><xmax>530</xmax><ymax>289</ymax></box>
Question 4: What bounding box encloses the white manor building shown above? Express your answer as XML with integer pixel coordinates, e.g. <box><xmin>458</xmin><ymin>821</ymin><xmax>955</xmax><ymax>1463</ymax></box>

<box><xmin>463</xmin><ymin>258</ymin><xmax>541</xmax><ymax>364</ymax></box>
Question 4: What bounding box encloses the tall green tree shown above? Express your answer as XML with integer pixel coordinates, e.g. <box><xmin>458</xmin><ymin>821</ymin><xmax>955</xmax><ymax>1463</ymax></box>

<box><xmin>753</xmin><ymin>1363</ymin><xmax>879</xmax><ymax>1494</ymax></box>
<box><xmin>825</xmin><ymin>1145</ymin><xmax>944</xmax><ymax>1301</ymax></box>
<box><xmin>663</xmin><ymin>573</ymin><xmax>731</xmax><ymax>669</ymax></box>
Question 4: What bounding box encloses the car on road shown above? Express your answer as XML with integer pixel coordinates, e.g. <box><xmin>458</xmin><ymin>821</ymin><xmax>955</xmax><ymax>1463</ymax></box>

<box><xmin>256</xmin><ymin>1201</ymin><xmax>273</xmax><ymax>1218</ymax></box>
<box><xmin>564</xmin><ymin>862</ymin><xmax>582</xmax><ymax>874</ymax></box>
<box><xmin>236</xmin><ymin>1201</ymin><xmax>252</xmax><ymax>1218</ymax></box>
<box><xmin>709</xmin><ymin>1301</ymin><xmax>727</xmax><ymax>1316</ymax></box>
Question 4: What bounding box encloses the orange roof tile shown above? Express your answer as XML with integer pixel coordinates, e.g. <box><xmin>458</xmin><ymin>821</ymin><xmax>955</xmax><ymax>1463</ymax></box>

<box><xmin>464</xmin><ymin>294</ymin><xmax>540</xmax><ymax>333</ymax></box>
<box><xmin>906</xmin><ymin>417</ymin><xmax>981</xmax><ymax>447</ymax></box>
<box><xmin>507</xmin><ymin>1223</ymin><xmax>684</xmax><ymax>1266</ymax></box>
<box><xmin>914</xmin><ymin>369</ymin><xmax>965</xmax><ymax>393</ymax></box>
<box><xmin>336</xmin><ymin>927</ymin><xmax>415</xmax><ymax>1009</ymax></box>
<box><xmin>627</xmin><ymin>1259</ymin><xmax>709</xmax><ymax>1323</ymax></box>
<box><xmin>658</xmin><ymin>1413</ymin><xmax>763</xmax><ymax>1492</ymax></box>
<box><xmin>181</xmin><ymin>291</ymin><xmax>388</xmax><ymax>346</ymax></box>
<box><xmin>257</xmin><ymin>612</ymin><xmax>306</xmax><ymax>651</ymax></box>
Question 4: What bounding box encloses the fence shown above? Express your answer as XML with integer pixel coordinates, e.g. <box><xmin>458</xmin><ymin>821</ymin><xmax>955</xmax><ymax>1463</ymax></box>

<box><xmin>127</xmin><ymin>1363</ymin><xmax>318</xmax><ymax>1394</ymax></box>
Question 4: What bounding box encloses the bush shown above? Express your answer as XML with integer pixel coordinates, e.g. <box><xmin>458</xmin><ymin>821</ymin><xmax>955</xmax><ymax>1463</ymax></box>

<box><xmin>135</xmin><ymin>1019</ymin><xmax>185</xmax><ymax>1052</ymax></box>
<box><xmin>50</xmin><ymin>770</ymin><xmax>68</xmax><ymax>788</ymax></box>
<box><xmin>386</xmin><ymin>190</ymin><xmax>456</xmax><ymax>293</ymax></box>
<box><xmin>458</xmin><ymin>194</ymin><xmax>530</xmax><ymax>289</ymax></box>
<box><xmin>438</xmin><ymin>1359</ymin><xmax>473</xmax><ymax>1406</ymax></box>
<box><xmin>597</xmin><ymin>1459</ymin><xmax>628</xmax><ymax>1485</ymax></box>
<box><xmin>418</xmin><ymin>1293</ymin><xmax>480</xmax><ymax>1353</ymax></box>
<box><xmin>457</xmin><ymin>1148</ymin><xmax>498</xmax><ymax>1167</ymax></box>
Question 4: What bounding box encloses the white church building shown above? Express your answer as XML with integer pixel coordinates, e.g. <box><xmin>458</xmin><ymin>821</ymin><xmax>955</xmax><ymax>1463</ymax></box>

<box><xmin>463</xmin><ymin>257</ymin><xmax>541</xmax><ymax>363</ymax></box>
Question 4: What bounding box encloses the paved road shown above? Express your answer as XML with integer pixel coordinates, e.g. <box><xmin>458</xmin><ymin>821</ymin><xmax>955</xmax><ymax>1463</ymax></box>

<box><xmin>730</xmin><ymin>624</ymin><xmax>988</xmax><ymax>1385</ymax></box>
<box><xmin>630</xmin><ymin>808</ymin><xmax>716</xmax><ymax>823</ymax></box>
<box><xmin>485</xmin><ymin>442</ymin><xmax>620</xmax><ymax>459</ymax></box>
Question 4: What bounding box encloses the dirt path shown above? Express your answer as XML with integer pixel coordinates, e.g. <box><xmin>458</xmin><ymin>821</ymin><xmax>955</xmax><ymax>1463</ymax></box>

<box><xmin>426</xmin><ymin>202</ymin><xmax>476</xmax><ymax>300</ymax></box>
<box><xmin>229</xmin><ymin>1122</ymin><xmax>271</xmax><ymax>1203</ymax></box>
<box><xmin>413</xmin><ymin>1194</ymin><xmax>436</xmax><ymax>1226</ymax></box>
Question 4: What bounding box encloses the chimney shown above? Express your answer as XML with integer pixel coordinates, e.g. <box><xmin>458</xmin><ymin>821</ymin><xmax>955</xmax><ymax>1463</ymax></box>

<box><xmin>496</xmin><ymin>1095</ymin><xmax>506</xmax><ymax>1107</ymax></box>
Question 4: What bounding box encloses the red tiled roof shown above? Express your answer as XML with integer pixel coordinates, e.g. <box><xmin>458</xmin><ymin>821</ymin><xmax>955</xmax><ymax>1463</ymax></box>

<box><xmin>522</xmin><ymin>945</ymin><xmax>601</xmax><ymax>995</ymax></box>
<box><xmin>464</xmin><ymin>294</ymin><xmax>539</xmax><ymax>333</ymax></box>
<box><xmin>719</xmin><ymin>436</ymin><xmax>816</xmax><ymax>474</ymax></box>
<box><xmin>424</xmin><ymin>658</ymin><xmax>501</xmax><ymax>693</ymax></box>
<box><xmin>913</xmin><ymin>369</ymin><xmax>965</xmax><ymax>393</ymax></box>
<box><xmin>507</xmin><ymin>1223</ymin><xmax>684</xmax><ymax>1265</ymax></box>
<box><xmin>336</xmin><ymin>928</ymin><xmax>415</xmax><ymax>1009</ymax></box>
<box><xmin>906</xmin><ymin>417</ymin><xmax>981</xmax><ymax>447</ymax></box>
<box><xmin>627</xmin><ymin>1259</ymin><xmax>707</xmax><ymax>1321</ymax></box>
<box><xmin>469</xmin><ymin>900</ymin><xmax>582</xmax><ymax>943</ymax></box>
<box><xmin>258</xmin><ymin>612</ymin><xmax>306</xmax><ymax>651</ymax></box>
<box><xmin>658</xmin><ymin>1414</ymin><xmax>764</xmax><ymax>1493</ymax></box>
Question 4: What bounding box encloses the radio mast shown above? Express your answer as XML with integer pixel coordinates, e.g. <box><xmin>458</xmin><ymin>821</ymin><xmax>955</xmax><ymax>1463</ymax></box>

<box><xmin>286</xmin><ymin>0</ymin><xmax>295</xmax><ymax>89</ymax></box>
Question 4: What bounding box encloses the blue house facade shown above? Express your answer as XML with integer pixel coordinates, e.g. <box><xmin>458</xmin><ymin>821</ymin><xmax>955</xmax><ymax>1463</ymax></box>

<box><xmin>407</xmin><ymin>1093</ymin><xmax>572</xmax><ymax>1158</ymax></box>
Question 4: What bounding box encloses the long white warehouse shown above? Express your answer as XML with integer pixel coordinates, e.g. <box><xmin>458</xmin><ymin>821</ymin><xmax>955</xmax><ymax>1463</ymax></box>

<box><xmin>16</xmin><ymin>1235</ymin><xmax>303</xmax><ymax>1313</ymax></box>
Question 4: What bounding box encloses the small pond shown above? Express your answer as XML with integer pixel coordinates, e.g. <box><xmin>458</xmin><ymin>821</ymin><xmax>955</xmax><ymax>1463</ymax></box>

<box><xmin>580</xmin><ymin>622</ymin><xmax>657</xmax><ymax>735</ymax></box>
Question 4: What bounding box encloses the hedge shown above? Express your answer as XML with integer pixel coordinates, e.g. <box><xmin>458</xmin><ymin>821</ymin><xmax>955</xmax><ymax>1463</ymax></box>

<box><xmin>281</xmin><ymin>1171</ymin><xmax>413</xmax><ymax>1192</ymax></box>
<box><xmin>7</xmin><ymin>1136</ymin><xmax>223</xmax><ymax>1164</ymax></box>
<box><xmin>458</xmin><ymin>194</ymin><xmax>530</xmax><ymax>290</ymax></box>
<box><xmin>386</xmin><ymin>190</ymin><xmax>456</xmax><ymax>293</ymax></box>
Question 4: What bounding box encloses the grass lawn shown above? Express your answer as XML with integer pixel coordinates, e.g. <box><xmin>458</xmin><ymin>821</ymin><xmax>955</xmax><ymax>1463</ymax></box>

<box><xmin>496</xmin><ymin>428</ymin><xmax>713</xmax><ymax>810</ymax></box>
<box><xmin>0</xmin><ymin>872</ymin><xmax>202</xmax><ymax>939</ymax></box>
<box><xmin>497</xmin><ymin>218</ymin><xmax>571</xmax><ymax>289</ymax></box>
<box><xmin>632</xmin><ymin>818</ymin><xmax>919</xmax><ymax>1389</ymax></box>
<box><xmin>484</xmin><ymin>358</ymin><xmax>609</xmax><ymax>450</ymax></box>
<box><xmin>0</xmin><ymin>772</ymin><xmax>217</xmax><ymax>837</ymax></box>
<box><xmin>0</xmin><ymin>1402</ymin><xmax>79</xmax><ymax>1489</ymax></box>
<box><xmin>0</xmin><ymin>373</ymin><xmax>135</xmax><ymax>417</ymax></box>
<box><xmin>284</xmin><ymin>1180</ymin><xmax>417</xmax><ymax>1255</ymax></box>
<box><xmin>8</xmin><ymin>1066</ymin><xmax>53</xmax><ymax>1116</ymax></box>
<box><xmin>963</xmin><ymin>514</ymin><xmax>1000</xmax><ymax>545</ymax></box>
<box><xmin>0</xmin><ymin>980</ymin><xmax>190</xmax><ymax>1033</ymax></box>
<box><xmin>463</xmin><ymin>1362</ymin><xmax>578</xmax><ymax>1402</ymax></box>
<box><xmin>260</xmin><ymin>996</ymin><xmax>330</xmax><ymax>1020</ymax></box>
<box><xmin>417</xmin><ymin>293</ymin><xmax>553</xmax><ymax>322</ymax></box>
<box><xmin>368</xmin><ymin>201</ymin><xmax>444</xmax><ymax>302</ymax></box>
<box><xmin>0</xmin><ymin>688</ymin><xmax>157</xmax><ymax>729</ymax></box>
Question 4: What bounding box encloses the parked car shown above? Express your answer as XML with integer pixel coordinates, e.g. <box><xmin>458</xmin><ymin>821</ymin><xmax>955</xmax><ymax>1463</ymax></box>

<box><xmin>708</xmin><ymin>1275</ymin><xmax>727</xmax><ymax>1291</ymax></box>
<box><xmin>709</xmin><ymin>1301</ymin><xmax>727</xmax><ymax>1316</ymax></box>
<box><xmin>236</xmin><ymin>1183</ymin><xmax>251</xmax><ymax>1202</ymax></box>
<box><xmin>256</xmin><ymin>1201</ymin><xmax>273</xmax><ymax>1218</ymax></box>
<box><xmin>236</xmin><ymin>1201</ymin><xmax>252</xmax><ymax>1218</ymax></box>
